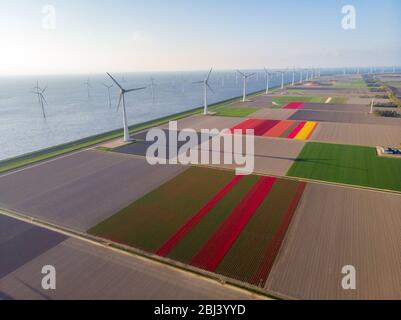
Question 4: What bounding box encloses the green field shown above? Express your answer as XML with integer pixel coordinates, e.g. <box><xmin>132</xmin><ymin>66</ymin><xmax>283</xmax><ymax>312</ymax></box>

<box><xmin>332</xmin><ymin>80</ymin><xmax>367</xmax><ymax>89</ymax></box>
<box><xmin>329</xmin><ymin>96</ymin><xmax>348</xmax><ymax>104</ymax></box>
<box><xmin>214</xmin><ymin>106</ymin><xmax>259</xmax><ymax>117</ymax></box>
<box><xmin>287</xmin><ymin>142</ymin><xmax>401</xmax><ymax>192</ymax></box>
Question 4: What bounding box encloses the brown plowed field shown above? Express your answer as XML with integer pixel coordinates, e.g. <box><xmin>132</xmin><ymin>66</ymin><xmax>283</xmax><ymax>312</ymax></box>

<box><xmin>265</xmin><ymin>183</ymin><xmax>401</xmax><ymax>300</ymax></box>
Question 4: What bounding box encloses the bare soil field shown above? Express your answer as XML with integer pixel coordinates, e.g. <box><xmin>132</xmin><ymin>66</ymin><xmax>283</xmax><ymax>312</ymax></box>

<box><xmin>347</xmin><ymin>97</ymin><xmax>387</xmax><ymax>105</ymax></box>
<box><xmin>289</xmin><ymin>109</ymin><xmax>401</xmax><ymax>126</ymax></box>
<box><xmin>311</xmin><ymin>122</ymin><xmax>401</xmax><ymax>147</ymax></box>
<box><xmin>195</xmin><ymin>135</ymin><xmax>306</xmax><ymax>176</ymax></box>
<box><xmin>0</xmin><ymin>150</ymin><xmax>185</xmax><ymax>231</ymax></box>
<box><xmin>249</xmin><ymin>109</ymin><xmax>297</xmax><ymax>120</ymax></box>
<box><xmin>0</xmin><ymin>217</ymin><xmax>259</xmax><ymax>300</ymax></box>
<box><xmin>159</xmin><ymin>114</ymin><xmax>242</xmax><ymax>131</ymax></box>
<box><xmin>0</xmin><ymin>214</ymin><xmax>67</xmax><ymax>279</ymax></box>
<box><xmin>290</xmin><ymin>87</ymin><xmax>368</xmax><ymax>95</ymax></box>
<box><xmin>301</xmin><ymin>103</ymin><xmax>369</xmax><ymax>113</ymax></box>
<box><xmin>265</xmin><ymin>183</ymin><xmax>401</xmax><ymax>300</ymax></box>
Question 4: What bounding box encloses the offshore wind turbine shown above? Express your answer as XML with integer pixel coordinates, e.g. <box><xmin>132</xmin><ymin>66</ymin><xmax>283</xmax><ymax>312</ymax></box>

<box><xmin>292</xmin><ymin>68</ymin><xmax>296</xmax><ymax>86</ymax></box>
<box><xmin>106</xmin><ymin>72</ymin><xmax>146</xmax><ymax>142</ymax></box>
<box><xmin>84</xmin><ymin>78</ymin><xmax>92</xmax><ymax>99</ymax></box>
<box><xmin>149</xmin><ymin>77</ymin><xmax>156</xmax><ymax>101</ymax></box>
<box><xmin>193</xmin><ymin>68</ymin><xmax>214</xmax><ymax>115</ymax></box>
<box><xmin>31</xmin><ymin>83</ymin><xmax>47</xmax><ymax>119</ymax></box>
<box><xmin>263</xmin><ymin>68</ymin><xmax>271</xmax><ymax>94</ymax></box>
<box><xmin>102</xmin><ymin>83</ymin><xmax>113</xmax><ymax>108</ymax></box>
<box><xmin>279</xmin><ymin>70</ymin><xmax>285</xmax><ymax>89</ymax></box>
<box><xmin>237</xmin><ymin>70</ymin><xmax>255</xmax><ymax>102</ymax></box>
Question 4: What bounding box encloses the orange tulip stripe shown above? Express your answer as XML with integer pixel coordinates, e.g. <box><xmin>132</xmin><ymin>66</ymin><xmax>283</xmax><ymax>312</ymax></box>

<box><xmin>230</xmin><ymin>119</ymin><xmax>318</xmax><ymax>140</ymax></box>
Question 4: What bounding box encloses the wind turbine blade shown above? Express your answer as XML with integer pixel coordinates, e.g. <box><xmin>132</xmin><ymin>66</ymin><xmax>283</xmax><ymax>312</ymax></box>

<box><xmin>236</xmin><ymin>70</ymin><xmax>245</xmax><ymax>76</ymax></box>
<box><xmin>41</xmin><ymin>86</ymin><xmax>47</xmax><ymax>93</ymax></box>
<box><xmin>206</xmin><ymin>68</ymin><xmax>213</xmax><ymax>81</ymax></box>
<box><xmin>207</xmin><ymin>83</ymin><xmax>214</xmax><ymax>94</ymax></box>
<box><xmin>107</xmin><ymin>72</ymin><xmax>123</xmax><ymax>90</ymax></box>
<box><xmin>116</xmin><ymin>93</ymin><xmax>123</xmax><ymax>111</ymax></box>
<box><xmin>40</xmin><ymin>94</ymin><xmax>48</xmax><ymax>105</ymax></box>
<box><xmin>125</xmin><ymin>86</ymin><xmax>147</xmax><ymax>93</ymax></box>
<box><xmin>192</xmin><ymin>80</ymin><xmax>204</xmax><ymax>84</ymax></box>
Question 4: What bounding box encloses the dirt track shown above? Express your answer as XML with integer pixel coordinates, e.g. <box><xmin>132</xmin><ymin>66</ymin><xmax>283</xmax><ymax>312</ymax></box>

<box><xmin>265</xmin><ymin>183</ymin><xmax>401</xmax><ymax>300</ymax></box>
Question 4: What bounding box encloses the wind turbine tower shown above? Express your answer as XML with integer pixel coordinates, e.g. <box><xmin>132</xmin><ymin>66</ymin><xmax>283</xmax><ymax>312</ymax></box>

<box><xmin>237</xmin><ymin>70</ymin><xmax>255</xmax><ymax>102</ymax></box>
<box><xmin>106</xmin><ymin>72</ymin><xmax>146</xmax><ymax>142</ymax></box>
<box><xmin>193</xmin><ymin>68</ymin><xmax>214</xmax><ymax>115</ymax></box>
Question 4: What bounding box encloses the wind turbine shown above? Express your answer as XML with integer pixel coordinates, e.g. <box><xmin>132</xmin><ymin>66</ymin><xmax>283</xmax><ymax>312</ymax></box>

<box><xmin>106</xmin><ymin>72</ymin><xmax>146</xmax><ymax>142</ymax></box>
<box><xmin>292</xmin><ymin>68</ymin><xmax>296</xmax><ymax>86</ymax></box>
<box><xmin>84</xmin><ymin>78</ymin><xmax>92</xmax><ymax>99</ymax></box>
<box><xmin>149</xmin><ymin>77</ymin><xmax>156</xmax><ymax>101</ymax></box>
<box><xmin>193</xmin><ymin>68</ymin><xmax>214</xmax><ymax>115</ymax></box>
<box><xmin>263</xmin><ymin>68</ymin><xmax>271</xmax><ymax>94</ymax></box>
<box><xmin>278</xmin><ymin>70</ymin><xmax>285</xmax><ymax>89</ymax></box>
<box><xmin>31</xmin><ymin>83</ymin><xmax>47</xmax><ymax>119</ymax></box>
<box><xmin>102</xmin><ymin>83</ymin><xmax>113</xmax><ymax>108</ymax></box>
<box><xmin>237</xmin><ymin>70</ymin><xmax>255</xmax><ymax>102</ymax></box>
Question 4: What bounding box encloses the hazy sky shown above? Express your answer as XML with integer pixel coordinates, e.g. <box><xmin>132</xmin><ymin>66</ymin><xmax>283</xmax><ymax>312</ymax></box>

<box><xmin>1</xmin><ymin>0</ymin><xmax>400</xmax><ymax>75</ymax></box>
